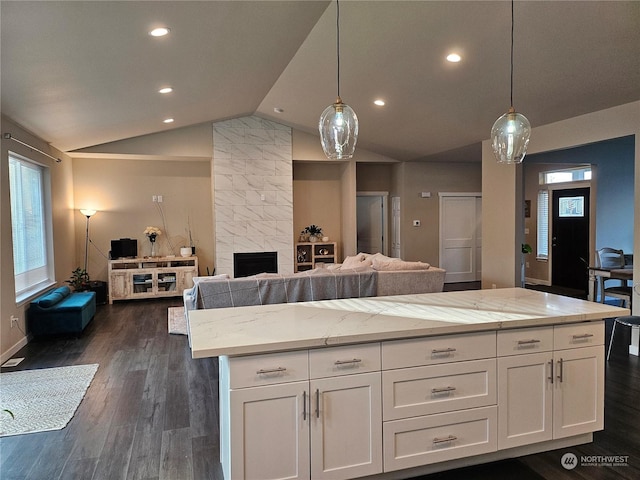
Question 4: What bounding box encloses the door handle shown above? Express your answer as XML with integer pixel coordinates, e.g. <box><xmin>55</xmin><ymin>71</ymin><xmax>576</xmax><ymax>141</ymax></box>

<box><xmin>315</xmin><ymin>389</ymin><xmax>320</xmax><ymax>419</ymax></box>
<box><xmin>548</xmin><ymin>359</ymin><xmax>554</xmax><ymax>384</ymax></box>
<box><xmin>303</xmin><ymin>390</ymin><xmax>307</xmax><ymax>421</ymax></box>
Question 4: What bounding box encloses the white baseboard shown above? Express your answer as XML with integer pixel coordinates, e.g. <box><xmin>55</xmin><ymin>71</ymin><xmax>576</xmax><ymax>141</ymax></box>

<box><xmin>0</xmin><ymin>335</ymin><xmax>29</xmax><ymax>365</ymax></box>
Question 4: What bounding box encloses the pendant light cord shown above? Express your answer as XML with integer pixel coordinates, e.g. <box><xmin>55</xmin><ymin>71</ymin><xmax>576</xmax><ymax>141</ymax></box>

<box><xmin>336</xmin><ymin>0</ymin><xmax>341</xmax><ymax>99</ymax></box>
<box><xmin>510</xmin><ymin>0</ymin><xmax>514</xmax><ymax>108</ymax></box>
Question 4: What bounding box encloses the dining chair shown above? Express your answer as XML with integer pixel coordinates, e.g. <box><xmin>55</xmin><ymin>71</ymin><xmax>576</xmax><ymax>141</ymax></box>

<box><xmin>607</xmin><ymin>315</ymin><xmax>640</xmax><ymax>361</ymax></box>
<box><xmin>596</xmin><ymin>247</ymin><xmax>632</xmax><ymax>308</ymax></box>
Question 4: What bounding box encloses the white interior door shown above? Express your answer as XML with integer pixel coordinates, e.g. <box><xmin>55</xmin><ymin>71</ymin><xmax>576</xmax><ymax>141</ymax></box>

<box><xmin>439</xmin><ymin>193</ymin><xmax>482</xmax><ymax>283</ymax></box>
<box><xmin>357</xmin><ymin>193</ymin><xmax>387</xmax><ymax>255</ymax></box>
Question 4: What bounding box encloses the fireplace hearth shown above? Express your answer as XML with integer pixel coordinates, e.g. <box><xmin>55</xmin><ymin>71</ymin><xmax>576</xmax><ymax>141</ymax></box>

<box><xmin>234</xmin><ymin>252</ymin><xmax>278</xmax><ymax>278</ymax></box>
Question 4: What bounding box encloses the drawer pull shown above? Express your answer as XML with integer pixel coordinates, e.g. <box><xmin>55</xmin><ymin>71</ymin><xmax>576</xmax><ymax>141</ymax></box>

<box><xmin>517</xmin><ymin>339</ymin><xmax>541</xmax><ymax>345</ymax></box>
<box><xmin>433</xmin><ymin>435</ymin><xmax>457</xmax><ymax>444</ymax></box>
<box><xmin>431</xmin><ymin>347</ymin><xmax>457</xmax><ymax>355</ymax></box>
<box><xmin>334</xmin><ymin>358</ymin><xmax>362</xmax><ymax>366</ymax></box>
<box><xmin>431</xmin><ymin>386</ymin><xmax>456</xmax><ymax>394</ymax></box>
<box><xmin>572</xmin><ymin>333</ymin><xmax>594</xmax><ymax>340</ymax></box>
<box><xmin>256</xmin><ymin>367</ymin><xmax>287</xmax><ymax>375</ymax></box>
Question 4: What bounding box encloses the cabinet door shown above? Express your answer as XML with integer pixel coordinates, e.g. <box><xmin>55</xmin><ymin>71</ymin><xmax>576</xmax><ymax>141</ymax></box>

<box><xmin>497</xmin><ymin>352</ymin><xmax>553</xmax><ymax>449</ymax></box>
<box><xmin>310</xmin><ymin>372</ymin><xmax>382</xmax><ymax>480</ymax></box>
<box><xmin>553</xmin><ymin>345</ymin><xmax>604</xmax><ymax>439</ymax></box>
<box><xmin>230</xmin><ymin>382</ymin><xmax>310</xmax><ymax>480</ymax></box>
<box><xmin>109</xmin><ymin>271</ymin><xmax>130</xmax><ymax>300</ymax></box>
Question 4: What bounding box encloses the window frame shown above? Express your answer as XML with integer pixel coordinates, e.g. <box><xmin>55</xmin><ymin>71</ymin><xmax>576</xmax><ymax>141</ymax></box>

<box><xmin>8</xmin><ymin>151</ymin><xmax>56</xmax><ymax>304</ymax></box>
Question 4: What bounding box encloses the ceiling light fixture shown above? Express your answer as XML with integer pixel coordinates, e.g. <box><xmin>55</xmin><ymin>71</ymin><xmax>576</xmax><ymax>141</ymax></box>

<box><xmin>490</xmin><ymin>0</ymin><xmax>531</xmax><ymax>164</ymax></box>
<box><xmin>163</xmin><ymin>118</ymin><xmax>174</xmax><ymax>124</ymax></box>
<box><xmin>319</xmin><ymin>0</ymin><xmax>358</xmax><ymax>160</ymax></box>
<box><xmin>374</xmin><ymin>99</ymin><xmax>385</xmax><ymax>106</ymax></box>
<box><xmin>149</xmin><ymin>27</ymin><xmax>170</xmax><ymax>37</ymax></box>
<box><xmin>158</xmin><ymin>87</ymin><xmax>173</xmax><ymax>94</ymax></box>
<box><xmin>446</xmin><ymin>53</ymin><xmax>461</xmax><ymax>63</ymax></box>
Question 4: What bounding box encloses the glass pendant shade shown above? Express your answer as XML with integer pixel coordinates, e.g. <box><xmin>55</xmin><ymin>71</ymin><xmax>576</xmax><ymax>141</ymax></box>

<box><xmin>319</xmin><ymin>97</ymin><xmax>359</xmax><ymax>160</ymax></box>
<box><xmin>491</xmin><ymin>107</ymin><xmax>531</xmax><ymax>164</ymax></box>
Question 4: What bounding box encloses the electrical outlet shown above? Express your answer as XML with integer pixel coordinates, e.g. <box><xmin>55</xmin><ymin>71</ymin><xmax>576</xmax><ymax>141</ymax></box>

<box><xmin>10</xmin><ymin>315</ymin><xmax>18</xmax><ymax>328</ymax></box>
<box><xmin>157</xmin><ymin>195</ymin><xmax>163</xmax><ymax>203</ymax></box>
<box><xmin>152</xmin><ymin>195</ymin><xmax>157</xmax><ymax>202</ymax></box>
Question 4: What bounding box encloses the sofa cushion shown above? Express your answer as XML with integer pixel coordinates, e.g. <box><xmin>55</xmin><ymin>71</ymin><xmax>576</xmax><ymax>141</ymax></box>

<box><xmin>341</xmin><ymin>254</ymin><xmax>367</xmax><ymax>269</ymax></box>
<box><xmin>36</xmin><ymin>286</ymin><xmax>71</xmax><ymax>307</ymax></box>
<box><xmin>372</xmin><ymin>258</ymin><xmax>431</xmax><ymax>271</ymax></box>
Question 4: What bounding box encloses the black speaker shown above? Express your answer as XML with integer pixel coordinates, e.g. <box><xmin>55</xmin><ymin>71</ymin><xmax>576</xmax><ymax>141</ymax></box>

<box><xmin>89</xmin><ymin>280</ymin><xmax>107</xmax><ymax>305</ymax></box>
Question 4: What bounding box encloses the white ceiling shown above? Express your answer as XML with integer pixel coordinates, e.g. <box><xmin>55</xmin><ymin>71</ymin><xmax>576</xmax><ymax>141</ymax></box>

<box><xmin>2</xmin><ymin>1</ymin><xmax>639</xmax><ymax>161</ymax></box>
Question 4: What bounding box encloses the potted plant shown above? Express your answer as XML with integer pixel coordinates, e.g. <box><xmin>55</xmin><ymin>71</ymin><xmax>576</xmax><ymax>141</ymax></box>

<box><xmin>304</xmin><ymin>224</ymin><xmax>323</xmax><ymax>243</ymax></box>
<box><xmin>66</xmin><ymin>267</ymin><xmax>90</xmax><ymax>291</ymax></box>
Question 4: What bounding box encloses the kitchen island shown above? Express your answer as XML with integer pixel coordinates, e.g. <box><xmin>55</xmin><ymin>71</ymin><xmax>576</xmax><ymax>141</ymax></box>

<box><xmin>188</xmin><ymin>288</ymin><xmax>628</xmax><ymax>480</ymax></box>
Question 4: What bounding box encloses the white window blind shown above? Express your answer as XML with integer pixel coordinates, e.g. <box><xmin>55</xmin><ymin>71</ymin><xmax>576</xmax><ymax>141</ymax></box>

<box><xmin>9</xmin><ymin>154</ymin><xmax>54</xmax><ymax>298</ymax></box>
<box><xmin>537</xmin><ymin>190</ymin><xmax>549</xmax><ymax>259</ymax></box>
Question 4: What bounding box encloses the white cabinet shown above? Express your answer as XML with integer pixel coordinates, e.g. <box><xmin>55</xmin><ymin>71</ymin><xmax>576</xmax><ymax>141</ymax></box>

<box><xmin>497</xmin><ymin>323</ymin><xmax>604</xmax><ymax>450</ymax></box>
<box><xmin>222</xmin><ymin>344</ymin><xmax>382</xmax><ymax>480</ymax></box>
<box><xmin>107</xmin><ymin>256</ymin><xmax>198</xmax><ymax>303</ymax></box>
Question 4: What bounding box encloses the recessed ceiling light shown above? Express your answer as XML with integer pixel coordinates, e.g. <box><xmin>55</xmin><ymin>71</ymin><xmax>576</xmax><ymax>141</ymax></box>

<box><xmin>273</xmin><ymin>107</ymin><xmax>284</xmax><ymax>113</ymax></box>
<box><xmin>149</xmin><ymin>27</ymin><xmax>170</xmax><ymax>37</ymax></box>
<box><xmin>446</xmin><ymin>53</ymin><xmax>462</xmax><ymax>63</ymax></box>
<box><xmin>163</xmin><ymin>118</ymin><xmax>174</xmax><ymax>124</ymax></box>
<box><xmin>158</xmin><ymin>87</ymin><xmax>173</xmax><ymax>94</ymax></box>
<box><xmin>374</xmin><ymin>99</ymin><xmax>385</xmax><ymax>106</ymax></box>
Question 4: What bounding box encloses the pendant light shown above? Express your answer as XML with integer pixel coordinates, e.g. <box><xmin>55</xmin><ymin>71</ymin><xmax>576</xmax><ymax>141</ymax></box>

<box><xmin>491</xmin><ymin>0</ymin><xmax>531</xmax><ymax>164</ymax></box>
<box><xmin>319</xmin><ymin>0</ymin><xmax>358</xmax><ymax>160</ymax></box>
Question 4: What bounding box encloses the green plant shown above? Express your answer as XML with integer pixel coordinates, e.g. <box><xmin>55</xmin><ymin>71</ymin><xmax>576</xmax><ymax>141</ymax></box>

<box><xmin>66</xmin><ymin>267</ymin><xmax>90</xmax><ymax>291</ymax></box>
<box><xmin>522</xmin><ymin>243</ymin><xmax>533</xmax><ymax>254</ymax></box>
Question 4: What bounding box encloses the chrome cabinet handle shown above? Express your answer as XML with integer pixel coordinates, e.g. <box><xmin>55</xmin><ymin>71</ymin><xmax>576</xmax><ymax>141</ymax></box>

<box><xmin>433</xmin><ymin>435</ymin><xmax>457</xmax><ymax>444</ymax></box>
<box><xmin>256</xmin><ymin>367</ymin><xmax>286</xmax><ymax>375</ymax></box>
<box><xmin>517</xmin><ymin>339</ymin><xmax>541</xmax><ymax>345</ymax></box>
<box><xmin>572</xmin><ymin>333</ymin><xmax>594</xmax><ymax>339</ymax></box>
<box><xmin>432</xmin><ymin>347</ymin><xmax>457</xmax><ymax>354</ymax></box>
<box><xmin>315</xmin><ymin>389</ymin><xmax>320</xmax><ymax>418</ymax></box>
<box><xmin>334</xmin><ymin>358</ymin><xmax>362</xmax><ymax>366</ymax></box>
<box><xmin>432</xmin><ymin>386</ymin><xmax>456</xmax><ymax>394</ymax></box>
<box><xmin>303</xmin><ymin>390</ymin><xmax>307</xmax><ymax>421</ymax></box>
<box><xmin>558</xmin><ymin>358</ymin><xmax>564</xmax><ymax>383</ymax></box>
<box><xmin>548</xmin><ymin>359</ymin><xmax>554</xmax><ymax>384</ymax></box>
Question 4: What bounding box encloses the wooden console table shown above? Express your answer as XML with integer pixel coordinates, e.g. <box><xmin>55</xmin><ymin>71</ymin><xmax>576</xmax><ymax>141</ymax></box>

<box><xmin>108</xmin><ymin>256</ymin><xmax>198</xmax><ymax>303</ymax></box>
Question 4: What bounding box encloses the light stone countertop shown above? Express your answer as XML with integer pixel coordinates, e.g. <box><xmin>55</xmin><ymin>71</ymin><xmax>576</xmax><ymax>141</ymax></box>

<box><xmin>188</xmin><ymin>287</ymin><xmax>629</xmax><ymax>358</ymax></box>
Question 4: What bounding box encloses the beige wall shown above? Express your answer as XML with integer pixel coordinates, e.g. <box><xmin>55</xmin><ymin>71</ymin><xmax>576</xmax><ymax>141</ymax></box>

<box><xmin>72</xmin><ymin>157</ymin><xmax>214</xmax><ymax>281</ymax></box>
<box><xmin>293</xmin><ymin>162</ymin><xmax>344</xmax><ymax>259</ymax></box>
<box><xmin>1</xmin><ymin>116</ymin><xmax>76</xmax><ymax>362</ymax></box>
<box><xmin>399</xmin><ymin>161</ymin><xmax>482</xmax><ymax>265</ymax></box>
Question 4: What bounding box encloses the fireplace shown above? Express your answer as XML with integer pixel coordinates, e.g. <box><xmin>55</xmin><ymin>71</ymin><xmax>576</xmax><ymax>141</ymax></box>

<box><xmin>234</xmin><ymin>252</ymin><xmax>278</xmax><ymax>278</ymax></box>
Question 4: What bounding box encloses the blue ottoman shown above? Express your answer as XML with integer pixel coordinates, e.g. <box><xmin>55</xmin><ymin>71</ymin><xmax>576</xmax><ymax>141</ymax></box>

<box><xmin>28</xmin><ymin>286</ymin><xmax>97</xmax><ymax>336</ymax></box>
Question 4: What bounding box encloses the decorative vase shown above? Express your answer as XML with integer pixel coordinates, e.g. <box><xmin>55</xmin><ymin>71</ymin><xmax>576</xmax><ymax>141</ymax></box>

<box><xmin>149</xmin><ymin>234</ymin><xmax>157</xmax><ymax>257</ymax></box>
<box><xmin>309</xmin><ymin>235</ymin><xmax>318</xmax><ymax>243</ymax></box>
<box><xmin>180</xmin><ymin>247</ymin><xmax>192</xmax><ymax>257</ymax></box>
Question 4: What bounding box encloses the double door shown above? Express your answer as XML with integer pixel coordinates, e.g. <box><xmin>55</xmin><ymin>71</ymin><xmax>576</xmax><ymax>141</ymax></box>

<box><xmin>497</xmin><ymin>326</ymin><xmax>604</xmax><ymax>449</ymax></box>
<box><xmin>226</xmin><ymin>345</ymin><xmax>382</xmax><ymax>480</ymax></box>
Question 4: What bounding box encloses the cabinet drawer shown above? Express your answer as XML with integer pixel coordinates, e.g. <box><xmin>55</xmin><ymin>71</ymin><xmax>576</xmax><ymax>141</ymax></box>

<box><xmin>382</xmin><ymin>331</ymin><xmax>496</xmax><ymax>369</ymax></box>
<box><xmin>309</xmin><ymin>343</ymin><xmax>381</xmax><ymax>379</ymax></box>
<box><xmin>383</xmin><ymin>406</ymin><xmax>497</xmax><ymax>472</ymax></box>
<box><xmin>382</xmin><ymin>359</ymin><xmax>496</xmax><ymax>420</ymax></box>
<box><xmin>497</xmin><ymin>326</ymin><xmax>553</xmax><ymax>356</ymax></box>
<box><xmin>554</xmin><ymin>322</ymin><xmax>604</xmax><ymax>350</ymax></box>
<box><xmin>228</xmin><ymin>350</ymin><xmax>309</xmax><ymax>389</ymax></box>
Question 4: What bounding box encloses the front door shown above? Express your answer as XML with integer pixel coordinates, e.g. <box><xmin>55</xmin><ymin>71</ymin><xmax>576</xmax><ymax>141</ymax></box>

<box><xmin>551</xmin><ymin>187</ymin><xmax>590</xmax><ymax>293</ymax></box>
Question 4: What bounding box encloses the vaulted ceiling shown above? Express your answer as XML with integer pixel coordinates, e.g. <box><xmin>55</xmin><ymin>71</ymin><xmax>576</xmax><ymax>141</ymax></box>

<box><xmin>2</xmin><ymin>1</ymin><xmax>639</xmax><ymax>161</ymax></box>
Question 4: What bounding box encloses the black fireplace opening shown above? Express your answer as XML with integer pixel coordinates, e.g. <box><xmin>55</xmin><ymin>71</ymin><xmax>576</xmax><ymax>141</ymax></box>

<box><xmin>234</xmin><ymin>252</ymin><xmax>278</xmax><ymax>278</ymax></box>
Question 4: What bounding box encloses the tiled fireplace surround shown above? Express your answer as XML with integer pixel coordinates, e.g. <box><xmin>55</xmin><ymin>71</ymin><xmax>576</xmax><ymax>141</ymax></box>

<box><xmin>213</xmin><ymin>116</ymin><xmax>294</xmax><ymax>277</ymax></box>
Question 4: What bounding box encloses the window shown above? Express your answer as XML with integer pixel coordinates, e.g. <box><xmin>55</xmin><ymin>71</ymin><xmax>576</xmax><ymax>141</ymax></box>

<box><xmin>537</xmin><ymin>190</ymin><xmax>549</xmax><ymax>259</ymax></box>
<box><xmin>9</xmin><ymin>153</ymin><xmax>54</xmax><ymax>300</ymax></box>
<box><xmin>539</xmin><ymin>166</ymin><xmax>591</xmax><ymax>185</ymax></box>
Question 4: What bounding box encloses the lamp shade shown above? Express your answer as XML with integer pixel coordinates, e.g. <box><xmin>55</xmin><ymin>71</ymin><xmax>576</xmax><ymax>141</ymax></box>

<box><xmin>80</xmin><ymin>209</ymin><xmax>97</xmax><ymax>217</ymax></box>
<box><xmin>490</xmin><ymin>107</ymin><xmax>531</xmax><ymax>164</ymax></box>
<box><xmin>319</xmin><ymin>98</ymin><xmax>359</xmax><ymax>160</ymax></box>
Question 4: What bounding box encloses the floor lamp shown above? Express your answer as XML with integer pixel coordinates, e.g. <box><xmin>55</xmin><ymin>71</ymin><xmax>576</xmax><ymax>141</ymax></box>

<box><xmin>80</xmin><ymin>209</ymin><xmax>97</xmax><ymax>273</ymax></box>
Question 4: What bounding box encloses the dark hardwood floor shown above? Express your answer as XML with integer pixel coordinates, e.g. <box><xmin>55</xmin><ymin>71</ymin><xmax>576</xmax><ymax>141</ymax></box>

<box><xmin>1</xmin><ymin>294</ymin><xmax>638</xmax><ymax>480</ymax></box>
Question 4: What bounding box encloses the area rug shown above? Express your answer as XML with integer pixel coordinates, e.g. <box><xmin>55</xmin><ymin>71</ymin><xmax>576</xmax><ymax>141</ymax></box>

<box><xmin>0</xmin><ymin>363</ymin><xmax>98</xmax><ymax>437</ymax></box>
<box><xmin>168</xmin><ymin>306</ymin><xmax>187</xmax><ymax>335</ymax></box>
